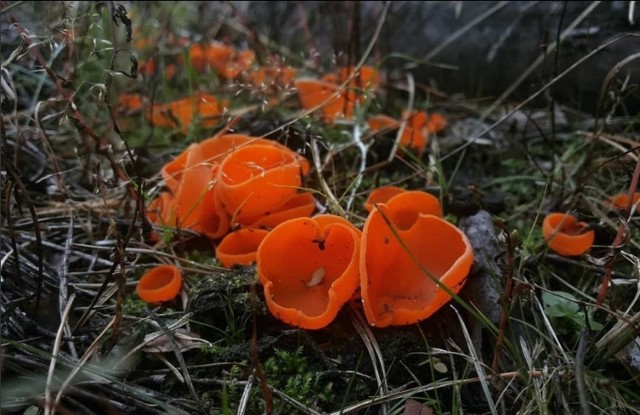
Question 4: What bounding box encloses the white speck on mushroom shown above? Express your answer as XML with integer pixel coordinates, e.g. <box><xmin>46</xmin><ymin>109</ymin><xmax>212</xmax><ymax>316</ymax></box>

<box><xmin>306</xmin><ymin>267</ymin><xmax>325</xmax><ymax>287</ymax></box>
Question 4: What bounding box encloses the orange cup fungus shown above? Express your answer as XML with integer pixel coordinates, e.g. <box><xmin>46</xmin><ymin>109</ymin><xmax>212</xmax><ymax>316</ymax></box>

<box><xmin>295</xmin><ymin>79</ymin><xmax>358</xmax><ymax>122</ymax></box>
<box><xmin>215</xmin><ymin>228</ymin><xmax>270</xmax><ymax>268</ymax></box>
<box><xmin>542</xmin><ymin>212</ymin><xmax>595</xmax><ymax>256</ymax></box>
<box><xmin>360</xmin><ymin>191</ymin><xmax>473</xmax><ymax>327</ymax></box>
<box><xmin>148</xmin><ymin>133</ymin><xmax>311</xmax><ymax>240</ymax></box>
<box><xmin>607</xmin><ymin>192</ymin><xmax>640</xmax><ymax>213</ymax></box>
<box><xmin>295</xmin><ymin>65</ymin><xmax>379</xmax><ymax>122</ymax></box>
<box><xmin>136</xmin><ymin>264</ymin><xmax>183</xmax><ymax>303</ymax></box>
<box><xmin>243</xmin><ymin>192</ymin><xmax>317</xmax><ymax>230</ymax></box>
<box><xmin>189</xmin><ymin>42</ymin><xmax>255</xmax><ymax>79</ymax></box>
<box><xmin>148</xmin><ymin>92</ymin><xmax>228</xmax><ymax>130</ymax></box>
<box><xmin>322</xmin><ymin>65</ymin><xmax>379</xmax><ymax>91</ymax></box>
<box><xmin>216</xmin><ymin>143</ymin><xmax>304</xmax><ymax>222</ymax></box>
<box><xmin>368</xmin><ymin>110</ymin><xmax>447</xmax><ymax>155</ymax></box>
<box><xmin>257</xmin><ymin>216</ymin><xmax>362</xmax><ymax>330</ymax></box>
<box><xmin>245</xmin><ymin>65</ymin><xmax>297</xmax><ymax>89</ymax></box>
<box><xmin>363</xmin><ymin>186</ymin><xmax>407</xmax><ymax>212</ymax></box>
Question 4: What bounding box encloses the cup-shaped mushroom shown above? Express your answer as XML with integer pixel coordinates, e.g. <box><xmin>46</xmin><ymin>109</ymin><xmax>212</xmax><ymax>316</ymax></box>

<box><xmin>148</xmin><ymin>93</ymin><xmax>227</xmax><ymax>131</ymax></box>
<box><xmin>607</xmin><ymin>192</ymin><xmax>640</xmax><ymax>213</ymax></box>
<box><xmin>217</xmin><ymin>143</ymin><xmax>302</xmax><ymax>220</ymax></box>
<box><xmin>244</xmin><ymin>192</ymin><xmax>316</xmax><ymax>229</ymax></box>
<box><xmin>147</xmin><ymin>191</ymin><xmax>173</xmax><ymax>226</ymax></box>
<box><xmin>257</xmin><ymin>216</ymin><xmax>362</xmax><ymax>329</ymax></box>
<box><xmin>171</xmin><ymin>145</ymin><xmax>213</xmax><ymax>232</ymax></box>
<box><xmin>215</xmin><ymin>228</ymin><xmax>270</xmax><ymax>268</ymax></box>
<box><xmin>384</xmin><ymin>190</ymin><xmax>443</xmax><ymax>230</ymax></box>
<box><xmin>200</xmin><ymin>165</ymin><xmax>230</xmax><ymax>240</ymax></box>
<box><xmin>368</xmin><ymin>114</ymin><xmax>400</xmax><ymax>134</ymax></box>
<box><xmin>161</xmin><ymin>143</ymin><xmax>199</xmax><ymax>193</ymax></box>
<box><xmin>361</xmin><ymin>206</ymin><xmax>474</xmax><ymax>327</ymax></box>
<box><xmin>211</xmin><ymin>134</ymin><xmax>310</xmax><ymax>176</ymax></box>
<box><xmin>311</xmin><ymin>213</ymin><xmax>361</xmax><ymax>234</ymax></box>
<box><xmin>542</xmin><ymin>212</ymin><xmax>595</xmax><ymax>256</ymax></box>
<box><xmin>189</xmin><ymin>42</ymin><xmax>233</xmax><ymax>72</ymax></box>
<box><xmin>136</xmin><ymin>264</ymin><xmax>183</xmax><ymax>303</ymax></box>
<box><xmin>426</xmin><ymin>113</ymin><xmax>447</xmax><ymax>134</ymax></box>
<box><xmin>363</xmin><ymin>186</ymin><xmax>407</xmax><ymax>212</ymax></box>
<box><xmin>336</xmin><ymin>65</ymin><xmax>380</xmax><ymax>90</ymax></box>
<box><xmin>295</xmin><ymin>79</ymin><xmax>356</xmax><ymax>122</ymax></box>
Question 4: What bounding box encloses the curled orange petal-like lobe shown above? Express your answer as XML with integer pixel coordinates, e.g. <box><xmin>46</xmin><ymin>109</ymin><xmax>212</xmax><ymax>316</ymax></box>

<box><xmin>363</xmin><ymin>186</ymin><xmax>407</xmax><ymax>212</ymax></box>
<box><xmin>244</xmin><ymin>192</ymin><xmax>317</xmax><ymax>229</ymax></box>
<box><xmin>216</xmin><ymin>228</ymin><xmax>270</xmax><ymax>268</ymax></box>
<box><xmin>217</xmin><ymin>143</ymin><xmax>302</xmax><ymax>221</ymax></box>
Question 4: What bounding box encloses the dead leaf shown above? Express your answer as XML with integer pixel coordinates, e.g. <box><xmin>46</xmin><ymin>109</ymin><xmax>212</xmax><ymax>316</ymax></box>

<box><xmin>403</xmin><ymin>399</ymin><xmax>433</xmax><ymax>415</ymax></box>
<box><xmin>142</xmin><ymin>329</ymin><xmax>212</xmax><ymax>354</ymax></box>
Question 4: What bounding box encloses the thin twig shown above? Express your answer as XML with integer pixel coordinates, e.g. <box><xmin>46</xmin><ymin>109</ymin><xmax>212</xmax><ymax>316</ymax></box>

<box><xmin>596</xmin><ymin>142</ymin><xmax>640</xmax><ymax>305</ymax></box>
<box><xmin>144</xmin><ymin>309</ymin><xmax>202</xmax><ymax>409</ymax></box>
<box><xmin>59</xmin><ymin>210</ymin><xmax>77</xmax><ymax>359</ymax></box>
<box><xmin>44</xmin><ymin>293</ymin><xmax>76</xmax><ymax>415</ymax></box>
<box><xmin>575</xmin><ymin>324</ymin><xmax>592</xmax><ymax>415</ymax></box>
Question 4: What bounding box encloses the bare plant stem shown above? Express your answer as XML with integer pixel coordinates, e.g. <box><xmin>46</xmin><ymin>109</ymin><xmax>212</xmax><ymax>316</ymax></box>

<box><xmin>491</xmin><ymin>221</ymin><xmax>516</xmax><ymax>386</ymax></box>
<box><xmin>596</xmin><ymin>142</ymin><xmax>640</xmax><ymax>305</ymax></box>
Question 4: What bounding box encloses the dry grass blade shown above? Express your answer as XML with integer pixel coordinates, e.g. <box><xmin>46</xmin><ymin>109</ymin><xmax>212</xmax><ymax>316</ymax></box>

<box><xmin>44</xmin><ymin>293</ymin><xmax>75</xmax><ymax>415</ymax></box>
<box><xmin>144</xmin><ymin>309</ymin><xmax>201</xmax><ymax>409</ymax></box>
<box><xmin>348</xmin><ymin>304</ymin><xmax>389</xmax><ymax>411</ymax></box>
<box><xmin>387</xmin><ymin>73</ymin><xmax>415</xmax><ymax>163</ymax></box>
<box><xmin>53</xmin><ymin>317</ymin><xmax>115</xmax><ymax>409</ymax></box>
<box><xmin>451</xmin><ymin>306</ymin><xmax>497</xmax><ymax>415</ymax></box>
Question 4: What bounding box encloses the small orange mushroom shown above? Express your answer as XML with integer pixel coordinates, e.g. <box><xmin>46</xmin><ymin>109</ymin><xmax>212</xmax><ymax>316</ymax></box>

<box><xmin>245</xmin><ymin>65</ymin><xmax>297</xmax><ymax>88</ymax></box>
<box><xmin>542</xmin><ymin>212</ymin><xmax>595</xmax><ymax>256</ymax></box>
<box><xmin>363</xmin><ymin>186</ymin><xmax>407</xmax><ymax>212</ymax></box>
<box><xmin>257</xmin><ymin>216</ymin><xmax>362</xmax><ymax>329</ymax></box>
<box><xmin>148</xmin><ymin>93</ymin><xmax>228</xmax><ymax>130</ymax></box>
<box><xmin>136</xmin><ymin>264</ymin><xmax>183</xmax><ymax>303</ymax></box>
<box><xmin>368</xmin><ymin>111</ymin><xmax>447</xmax><ymax>155</ymax></box>
<box><xmin>382</xmin><ymin>190</ymin><xmax>443</xmax><ymax>229</ymax></box>
<box><xmin>189</xmin><ymin>42</ymin><xmax>255</xmax><ymax>79</ymax></box>
<box><xmin>323</xmin><ymin>65</ymin><xmax>380</xmax><ymax>90</ymax></box>
<box><xmin>295</xmin><ymin>79</ymin><xmax>358</xmax><ymax>122</ymax></box>
<box><xmin>216</xmin><ymin>143</ymin><xmax>304</xmax><ymax>222</ymax></box>
<box><xmin>607</xmin><ymin>192</ymin><xmax>640</xmax><ymax>213</ymax></box>
<box><xmin>215</xmin><ymin>228</ymin><xmax>270</xmax><ymax>268</ymax></box>
<box><xmin>360</xmin><ymin>204</ymin><xmax>474</xmax><ymax>327</ymax></box>
<box><xmin>426</xmin><ymin>112</ymin><xmax>447</xmax><ymax>134</ymax></box>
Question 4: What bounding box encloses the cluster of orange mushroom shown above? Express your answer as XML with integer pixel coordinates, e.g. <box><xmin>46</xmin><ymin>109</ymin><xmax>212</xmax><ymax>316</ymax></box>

<box><xmin>257</xmin><ymin>187</ymin><xmax>474</xmax><ymax>329</ymax></box>
<box><xmin>368</xmin><ymin>110</ymin><xmax>447</xmax><ymax>155</ymax></box>
<box><xmin>294</xmin><ymin>65</ymin><xmax>379</xmax><ymax>122</ymax></box>
<box><xmin>139</xmin><ymin>153</ymin><xmax>476</xmax><ymax>329</ymax></box>
<box><xmin>146</xmin><ymin>133</ymin><xmax>313</xmax><ymax>241</ymax></box>
<box><xmin>127</xmin><ymin>39</ymin><xmax>458</xmax><ymax>318</ymax></box>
